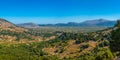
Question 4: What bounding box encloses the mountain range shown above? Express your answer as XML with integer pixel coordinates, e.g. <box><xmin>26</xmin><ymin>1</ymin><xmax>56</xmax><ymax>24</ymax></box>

<box><xmin>17</xmin><ymin>19</ymin><xmax>116</xmax><ymax>28</ymax></box>
<box><xmin>40</xmin><ymin>19</ymin><xmax>116</xmax><ymax>27</ymax></box>
<box><xmin>17</xmin><ymin>22</ymin><xmax>40</xmax><ymax>28</ymax></box>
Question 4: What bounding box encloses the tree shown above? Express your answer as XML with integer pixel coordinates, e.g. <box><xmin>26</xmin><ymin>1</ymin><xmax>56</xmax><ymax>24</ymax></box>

<box><xmin>115</xmin><ymin>20</ymin><xmax>120</xmax><ymax>27</ymax></box>
<box><xmin>110</xmin><ymin>20</ymin><xmax>120</xmax><ymax>52</ymax></box>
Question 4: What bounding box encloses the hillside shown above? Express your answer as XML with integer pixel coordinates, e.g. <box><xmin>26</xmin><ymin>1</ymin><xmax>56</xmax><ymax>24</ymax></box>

<box><xmin>0</xmin><ymin>18</ymin><xmax>15</xmax><ymax>28</ymax></box>
<box><xmin>0</xmin><ymin>18</ymin><xmax>42</xmax><ymax>43</ymax></box>
<box><xmin>0</xmin><ymin>18</ymin><xmax>119</xmax><ymax>60</ymax></box>
<box><xmin>0</xmin><ymin>18</ymin><xmax>27</xmax><ymax>32</ymax></box>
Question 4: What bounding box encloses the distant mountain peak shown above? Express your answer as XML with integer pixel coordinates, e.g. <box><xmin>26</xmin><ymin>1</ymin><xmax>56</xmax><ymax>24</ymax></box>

<box><xmin>39</xmin><ymin>19</ymin><xmax>116</xmax><ymax>27</ymax></box>
<box><xmin>85</xmin><ymin>19</ymin><xmax>109</xmax><ymax>22</ymax></box>
<box><xmin>81</xmin><ymin>19</ymin><xmax>115</xmax><ymax>26</ymax></box>
<box><xmin>17</xmin><ymin>22</ymin><xmax>40</xmax><ymax>28</ymax></box>
<box><xmin>97</xmin><ymin>18</ymin><xmax>108</xmax><ymax>20</ymax></box>
<box><xmin>97</xmin><ymin>18</ymin><xmax>107</xmax><ymax>20</ymax></box>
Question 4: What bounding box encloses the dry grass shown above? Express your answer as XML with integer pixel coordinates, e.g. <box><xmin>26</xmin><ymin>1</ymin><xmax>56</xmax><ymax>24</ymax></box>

<box><xmin>43</xmin><ymin>40</ymin><xmax>98</xmax><ymax>59</ymax></box>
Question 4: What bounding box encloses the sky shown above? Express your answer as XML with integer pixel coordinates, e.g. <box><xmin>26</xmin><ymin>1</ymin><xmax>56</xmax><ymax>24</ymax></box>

<box><xmin>0</xmin><ymin>0</ymin><xmax>120</xmax><ymax>24</ymax></box>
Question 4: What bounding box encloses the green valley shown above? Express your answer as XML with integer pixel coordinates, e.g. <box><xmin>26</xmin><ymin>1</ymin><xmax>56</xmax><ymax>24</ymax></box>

<box><xmin>0</xmin><ymin>18</ymin><xmax>120</xmax><ymax>60</ymax></box>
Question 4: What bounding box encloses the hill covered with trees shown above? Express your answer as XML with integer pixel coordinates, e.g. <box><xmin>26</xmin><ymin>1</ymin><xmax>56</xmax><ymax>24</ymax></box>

<box><xmin>0</xmin><ymin>18</ymin><xmax>120</xmax><ymax>60</ymax></box>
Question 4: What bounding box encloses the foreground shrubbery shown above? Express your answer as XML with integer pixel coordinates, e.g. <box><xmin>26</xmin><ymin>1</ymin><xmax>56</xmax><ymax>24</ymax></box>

<box><xmin>0</xmin><ymin>43</ymin><xmax>113</xmax><ymax>60</ymax></box>
<box><xmin>0</xmin><ymin>43</ymin><xmax>59</xmax><ymax>60</ymax></box>
<box><xmin>64</xmin><ymin>48</ymin><xmax>114</xmax><ymax>60</ymax></box>
<box><xmin>110</xmin><ymin>20</ymin><xmax>120</xmax><ymax>56</ymax></box>
<box><xmin>0</xmin><ymin>39</ymin><xmax>114</xmax><ymax>60</ymax></box>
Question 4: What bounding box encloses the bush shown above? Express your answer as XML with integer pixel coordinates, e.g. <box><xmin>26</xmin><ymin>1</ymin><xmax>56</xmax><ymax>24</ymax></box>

<box><xmin>80</xmin><ymin>44</ymin><xmax>89</xmax><ymax>51</ymax></box>
<box><xmin>95</xmin><ymin>48</ymin><xmax>114</xmax><ymax>60</ymax></box>
<box><xmin>110</xmin><ymin>27</ymin><xmax>120</xmax><ymax>52</ymax></box>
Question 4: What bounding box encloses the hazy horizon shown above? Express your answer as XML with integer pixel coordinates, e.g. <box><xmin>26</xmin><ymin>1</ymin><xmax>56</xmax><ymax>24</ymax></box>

<box><xmin>0</xmin><ymin>17</ymin><xmax>117</xmax><ymax>24</ymax></box>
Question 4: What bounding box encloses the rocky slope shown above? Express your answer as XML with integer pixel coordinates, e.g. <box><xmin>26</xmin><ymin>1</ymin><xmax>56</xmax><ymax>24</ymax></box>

<box><xmin>0</xmin><ymin>18</ymin><xmax>41</xmax><ymax>43</ymax></box>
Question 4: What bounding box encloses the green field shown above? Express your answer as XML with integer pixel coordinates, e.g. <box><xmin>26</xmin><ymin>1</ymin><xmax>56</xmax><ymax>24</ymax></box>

<box><xmin>30</xmin><ymin>26</ymin><xmax>109</xmax><ymax>33</ymax></box>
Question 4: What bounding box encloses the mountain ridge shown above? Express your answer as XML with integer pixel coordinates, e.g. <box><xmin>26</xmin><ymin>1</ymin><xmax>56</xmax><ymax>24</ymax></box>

<box><xmin>39</xmin><ymin>19</ymin><xmax>116</xmax><ymax>27</ymax></box>
<box><xmin>17</xmin><ymin>22</ymin><xmax>40</xmax><ymax>28</ymax></box>
<box><xmin>0</xmin><ymin>18</ymin><xmax>42</xmax><ymax>42</ymax></box>
<box><xmin>0</xmin><ymin>18</ymin><xmax>16</xmax><ymax>28</ymax></box>
<box><xmin>17</xmin><ymin>19</ymin><xmax>116</xmax><ymax>28</ymax></box>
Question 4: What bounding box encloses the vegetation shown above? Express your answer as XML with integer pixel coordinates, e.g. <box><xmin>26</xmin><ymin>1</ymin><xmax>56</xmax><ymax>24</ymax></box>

<box><xmin>29</xmin><ymin>27</ymin><xmax>107</xmax><ymax>33</ymax></box>
<box><xmin>0</xmin><ymin>29</ymin><xmax>33</xmax><ymax>41</ymax></box>
<box><xmin>110</xmin><ymin>20</ymin><xmax>120</xmax><ymax>56</ymax></box>
<box><xmin>0</xmin><ymin>19</ymin><xmax>120</xmax><ymax>60</ymax></box>
<box><xmin>115</xmin><ymin>20</ymin><xmax>120</xmax><ymax>27</ymax></box>
<box><xmin>0</xmin><ymin>27</ymin><xmax>114</xmax><ymax>60</ymax></box>
<box><xmin>0</xmin><ymin>43</ymin><xmax>59</xmax><ymax>60</ymax></box>
<box><xmin>0</xmin><ymin>39</ymin><xmax>114</xmax><ymax>60</ymax></box>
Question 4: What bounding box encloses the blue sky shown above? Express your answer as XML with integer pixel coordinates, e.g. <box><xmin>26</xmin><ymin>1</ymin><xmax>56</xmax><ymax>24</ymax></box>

<box><xmin>0</xmin><ymin>0</ymin><xmax>120</xmax><ymax>24</ymax></box>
